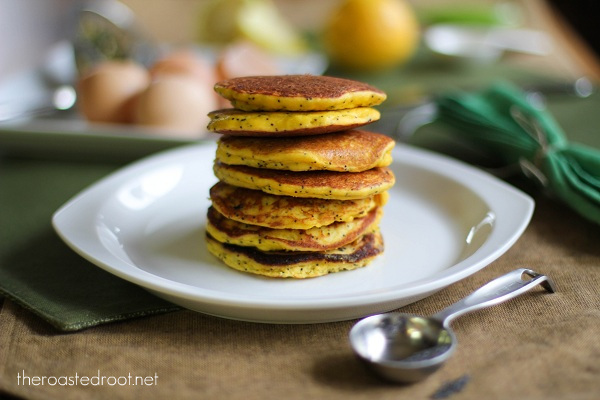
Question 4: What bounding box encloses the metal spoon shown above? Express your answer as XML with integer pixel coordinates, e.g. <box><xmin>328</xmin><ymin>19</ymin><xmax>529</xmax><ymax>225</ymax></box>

<box><xmin>349</xmin><ymin>268</ymin><xmax>555</xmax><ymax>383</ymax></box>
<box><xmin>392</xmin><ymin>77</ymin><xmax>594</xmax><ymax>142</ymax></box>
<box><xmin>424</xmin><ymin>25</ymin><xmax>554</xmax><ymax>63</ymax></box>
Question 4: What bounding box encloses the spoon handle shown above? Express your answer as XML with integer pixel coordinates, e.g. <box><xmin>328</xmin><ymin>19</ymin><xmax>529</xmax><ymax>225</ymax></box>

<box><xmin>432</xmin><ymin>268</ymin><xmax>555</xmax><ymax>326</ymax></box>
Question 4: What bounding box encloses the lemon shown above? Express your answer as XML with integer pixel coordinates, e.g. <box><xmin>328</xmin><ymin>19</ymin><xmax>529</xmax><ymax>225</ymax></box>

<box><xmin>323</xmin><ymin>0</ymin><xmax>420</xmax><ymax>71</ymax></box>
<box><xmin>199</xmin><ymin>0</ymin><xmax>306</xmax><ymax>55</ymax></box>
<box><xmin>200</xmin><ymin>0</ymin><xmax>242</xmax><ymax>44</ymax></box>
<box><xmin>237</xmin><ymin>0</ymin><xmax>306</xmax><ymax>55</ymax></box>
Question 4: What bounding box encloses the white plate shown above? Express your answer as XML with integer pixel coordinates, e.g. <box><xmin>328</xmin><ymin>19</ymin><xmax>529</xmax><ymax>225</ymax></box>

<box><xmin>0</xmin><ymin>117</ymin><xmax>197</xmax><ymax>160</ymax></box>
<box><xmin>52</xmin><ymin>143</ymin><xmax>534</xmax><ymax>323</ymax></box>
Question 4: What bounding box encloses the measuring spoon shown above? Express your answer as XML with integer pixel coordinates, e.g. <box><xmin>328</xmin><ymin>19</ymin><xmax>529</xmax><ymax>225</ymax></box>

<box><xmin>349</xmin><ymin>268</ymin><xmax>555</xmax><ymax>383</ymax></box>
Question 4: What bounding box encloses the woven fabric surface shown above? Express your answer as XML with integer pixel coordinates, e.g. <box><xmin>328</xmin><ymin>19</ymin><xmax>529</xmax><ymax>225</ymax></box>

<box><xmin>1</xmin><ymin>194</ymin><xmax>600</xmax><ymax>400</ymax></box>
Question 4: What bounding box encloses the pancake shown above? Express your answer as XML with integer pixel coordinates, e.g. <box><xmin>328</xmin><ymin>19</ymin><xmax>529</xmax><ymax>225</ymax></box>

<box><xmin>209</xmin><ymin>181</ymin><xmax>388</xmax><ymax>229</ymax></box>
<box><xmin>216</xmin><ymin>130</ymin><xmax>394</xmax><ymax>172</ymax></box>
<box><xmin>207</xmin><ymin>107</ymin><xmax>380</xmax><ymax>136</ymax></box>
<box><xmin>213</xmin><ymin>161</ymin><xmax>395</xmax><ymax>200</ymax></box>
<box><xmin>206</xmin><ymin>205</ymin><xmax>381</xmax><ymax>251</ymax></box>
<box><xmin>205</xmin><ymin>230</ymin><xmax>384</xmax><ymax>279</ymax></box>
<box><xmin>214</xmin><ymin>75</ymin><xmax>386</xmax><ymax>111</ymax></box>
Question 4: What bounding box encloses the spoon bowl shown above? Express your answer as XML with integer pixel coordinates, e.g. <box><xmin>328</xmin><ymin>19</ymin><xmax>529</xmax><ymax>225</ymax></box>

<box><xmin>350</xmin><ymin>313</ymin><xmax>456</xmax><ymax>383</ymax></box>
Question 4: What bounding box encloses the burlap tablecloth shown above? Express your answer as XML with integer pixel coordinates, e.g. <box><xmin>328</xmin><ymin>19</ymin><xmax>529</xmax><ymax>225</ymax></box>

<box><xmin>2</xmin><ymin>59</ymin><xmax>600</xmax><ymax>399</ymax></box>
<box><xmin>1</xmin><ymin>190</ymin><xmax>599</xmax><ymax>399</ymax></box>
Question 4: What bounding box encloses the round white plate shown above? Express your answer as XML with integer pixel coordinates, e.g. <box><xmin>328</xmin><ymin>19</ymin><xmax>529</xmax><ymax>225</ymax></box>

<box><xmin>52</xmin><ymin>142</ymin><xmax>534</xmax><ymax>323</ymax></box>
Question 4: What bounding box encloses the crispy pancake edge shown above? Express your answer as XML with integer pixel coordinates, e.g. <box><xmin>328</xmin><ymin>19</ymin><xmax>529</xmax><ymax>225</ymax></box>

<box><xmin>213</xmin><ymin>162</ymin><xmax>395</xmax><ymax>200</ymax></box>
<box><xmin>215</xmin><ymin>130</ymin><xmax>395</xmax><ymax>172</ymax></box>
<box><xmin>206</xmin><ymin>206</ymin><xmax>382</xmax><ymax>251</ymax></box>
<box><xmin>209</xmin><ymin>182</ymin><xmax>388</xmax><ymax>229</ymax></box>
<box><xmin>205</xmin><ymin>230</ymin><xmax>384</xmax><ymax>279</ymax></box>
<box><xmin>214</xmin><ymin>75</ymin><xmax>386</xmax><ymax>111</ymax></box>
<box><xmin>207</xmin><ymin>107</ymin><xmax>380</xmax><ymax>136</ymax></box>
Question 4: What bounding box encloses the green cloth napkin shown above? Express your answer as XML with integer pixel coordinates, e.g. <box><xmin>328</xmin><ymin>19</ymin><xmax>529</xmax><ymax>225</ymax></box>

<box><xmin>434</xmin><ymin>81</ymin><xmax>600</xmax><ymax>225</ymax></box>
<box><xmin>0</xmin><ymin>158</ymin><xmax>180</xmax><ymax>332</ymax></box>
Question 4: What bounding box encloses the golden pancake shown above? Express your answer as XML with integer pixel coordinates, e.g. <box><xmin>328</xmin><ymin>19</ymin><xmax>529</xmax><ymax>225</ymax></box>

<box><xmin>214</xmin><ymin>75</ymin><xmax>386</xmax><ymax>111</ymax></box>
<box><xmin>216</xmin><ymin>130</ymin><xmax>394</xmax><ymax>172</ymax></box>
<box><xmin>213</xmin><ymin>161</ymin><xmax>395</xmax><ymax>200</ymax></box>
<box><xmin>206</xmin><ymin>206</ymin><xmax>381</xmax><ymax>252</ymax></box>
<box><xmin>209</xmin><ymin>182</ymin><xmax>388</xmax><ymax>229</ymax></box>
<box><xmin>205</xmin><ymin>230</ymin><xmax>384</xmax><ymax>279</ymax></box>
<box><xmin>207</xmin><ymin>107</ymin><xmax>380</xmax><ymax>136</ymax></box>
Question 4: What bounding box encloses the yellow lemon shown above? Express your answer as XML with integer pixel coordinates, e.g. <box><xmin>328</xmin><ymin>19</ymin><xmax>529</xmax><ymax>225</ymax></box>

<box><xmin>323</xmin><ymin>0</ymin><xmax>420</xmax><ymax>71</ymax></box>
<box><xmin>199</xmin><ymin>0</ymin><xmax>306</xmax><ymax>55</ymax></box>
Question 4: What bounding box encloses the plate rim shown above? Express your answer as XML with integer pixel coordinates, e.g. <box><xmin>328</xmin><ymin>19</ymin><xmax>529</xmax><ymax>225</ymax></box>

<box><xmin>52</xmin><ymin>142</ymin><xmax>534</xmax><ymax>315</ymax></box>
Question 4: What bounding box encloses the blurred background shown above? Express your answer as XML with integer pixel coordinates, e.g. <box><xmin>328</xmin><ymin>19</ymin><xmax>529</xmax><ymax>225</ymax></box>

<box><xmin>0</xmin><ymin>0</ymin><xmax>598</xmax><ymax>155</ymax></box>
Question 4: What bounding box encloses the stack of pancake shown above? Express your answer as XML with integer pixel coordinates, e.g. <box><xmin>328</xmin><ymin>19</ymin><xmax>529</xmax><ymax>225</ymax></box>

<box><xmin>205</xmin><ymin>75</ymin><xmax>395</xmax><ymax>278</ymax></box>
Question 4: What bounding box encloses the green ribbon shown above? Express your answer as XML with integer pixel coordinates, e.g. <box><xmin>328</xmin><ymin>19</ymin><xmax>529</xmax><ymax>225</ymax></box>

<box><xmin>435</xmin><ymin>81</ymin><xmax>600</xmax><ymax>225</ymax></box>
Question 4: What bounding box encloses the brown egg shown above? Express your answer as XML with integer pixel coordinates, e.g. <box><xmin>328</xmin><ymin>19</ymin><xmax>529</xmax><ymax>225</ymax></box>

<box><xmin>133</xmin><ymin>75</ymin><xmax>217</xmax><ymax>137</ymax></box>
<box><xmin>77</xmin><ymin>61</ymin><xmax>150</xmax><ymax>123</ymax></box>
<box><xmin>150</xmin><ymin>49</ymin><xmax>218</xmax><ymax>86</ymax></box>
<box><xmin>149</xmin><ymin>49</ymin><xmax>222</xmax><ymax>115</ymax></box>
<box><xmin>216</xmin><ymin>41</ymin><xmax>281</xmax><ymax>81</ymax></box>
<box><xmin>214</xmin><ymin>41</ymin><xmax>282</xmax><ymax>109</ymax></box>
